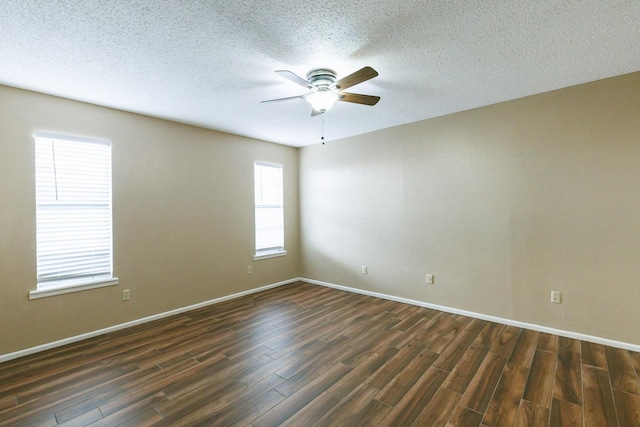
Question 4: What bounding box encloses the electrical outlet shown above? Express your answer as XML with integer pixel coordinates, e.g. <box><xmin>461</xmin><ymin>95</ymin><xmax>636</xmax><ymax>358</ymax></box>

<box><xmin>362</xmin><ymin>266</ymin><xmax>368</xmax><ymax>275</ymax></box>
<box><xmin>426</xmin><ymin>274</ymin><xmax>434</xmax><ymax>284</ymax></box>
<box><xmin>551</xmin><ymin>291</ymin><xmax>562</xmax><ymax>304</ymax></box>
<box><xmin>122</xmin><ymin>289</ymin><xmax>130</xmax><ymax>301</ymax></box>
<box><xmin>247</xmin><ymin>266</ymin><xmax>252</xmax><ymax>275</ymax></box>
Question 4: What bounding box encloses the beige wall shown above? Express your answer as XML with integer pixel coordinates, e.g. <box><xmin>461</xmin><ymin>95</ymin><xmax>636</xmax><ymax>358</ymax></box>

<box><xmin>2</xmin><ymin>72</ymin><xmax>639</xmax><ymax>357</ymax></box>
<box><xmin>299</xmin><ymin>72</ymin><xmax>640</xmax><ymax>345</ymax></box>
<box><xmin>0</xmin><ymin>85</ymin><xmax>300</xmax><ymax>355</ymax></box>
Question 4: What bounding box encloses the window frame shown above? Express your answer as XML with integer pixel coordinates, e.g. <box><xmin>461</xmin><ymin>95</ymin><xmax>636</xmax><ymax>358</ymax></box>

<box><xmin>30</xmin><ymin>131</ymin><xmax>118</xmax><ymax>299</ymax></box>
<box><xmin>253</xmin><ymin>161</ymin><xmax>286</xmax><ymax>260</ymax></box>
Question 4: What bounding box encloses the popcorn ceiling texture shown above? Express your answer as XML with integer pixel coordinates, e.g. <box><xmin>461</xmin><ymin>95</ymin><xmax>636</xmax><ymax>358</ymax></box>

<box><xmin>1</xmin><ymin>0</ymin><xmax>638</xmax><ymax>146</ymax></box>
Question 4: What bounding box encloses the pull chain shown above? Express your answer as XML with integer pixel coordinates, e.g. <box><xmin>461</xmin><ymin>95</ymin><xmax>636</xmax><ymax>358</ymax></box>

<box><xmin>321</xmin><ymin>113</ymin><xmax>325</xmax><ymax>145</ymax></box>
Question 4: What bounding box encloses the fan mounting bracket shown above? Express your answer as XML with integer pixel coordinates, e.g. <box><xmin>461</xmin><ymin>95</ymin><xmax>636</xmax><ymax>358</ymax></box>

<box><xmin>306</xmin><ymin>68</ymin><xmax>337</xmax><ymax>88</ymax></box>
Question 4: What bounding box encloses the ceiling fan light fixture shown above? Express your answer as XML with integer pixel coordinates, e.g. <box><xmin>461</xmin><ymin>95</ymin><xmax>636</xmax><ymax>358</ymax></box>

<box><xmin>263</xmin><ymin>66</ymin><xmax>379</xmax><ymax>116</ymax></box>
<box><xmin>306</xmin><ymin>90</ymin><xmax>338</xmax><ymax>113</ymax></box>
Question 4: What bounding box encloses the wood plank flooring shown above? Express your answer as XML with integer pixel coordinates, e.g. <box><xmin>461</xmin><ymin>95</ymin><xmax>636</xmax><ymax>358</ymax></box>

<box><xmin>1</xmin><ymin>281</ymin><xmax>639</xmax><ymax>426</ymax></box>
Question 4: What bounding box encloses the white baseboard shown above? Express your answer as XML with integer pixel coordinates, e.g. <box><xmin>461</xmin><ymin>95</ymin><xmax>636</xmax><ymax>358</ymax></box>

<box><xmin>0</xmin><ymin>278</ymin><xmax>299</xmax><ymax>364</ymax></box>
<box><xmin>3</xmin><ymin>276</ymin><xmax>638</xmax><ymax>363</ymax></box>
<box><xmin>301</xmin><ymin>277</ymin><xmax>640</xmax><ymax>353</ymax></box>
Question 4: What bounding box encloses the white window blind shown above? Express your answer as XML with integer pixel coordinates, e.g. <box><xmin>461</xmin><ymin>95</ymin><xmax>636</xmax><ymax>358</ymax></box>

<box><xmin>254</xmin><ymin>162</ymin><xmax>284</xmax><ymax>257</ymax></box>
<box><xmin>35</xmin><ymin>132</ymin><xmax>114</xmax><ymax>290</ymax></box>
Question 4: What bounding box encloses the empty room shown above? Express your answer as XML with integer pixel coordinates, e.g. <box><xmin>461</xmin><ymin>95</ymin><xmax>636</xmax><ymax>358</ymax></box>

<box><xmin>1</xmin><ymin>1</ymin><xmax>639</xmax><ymax>426</ymax></box>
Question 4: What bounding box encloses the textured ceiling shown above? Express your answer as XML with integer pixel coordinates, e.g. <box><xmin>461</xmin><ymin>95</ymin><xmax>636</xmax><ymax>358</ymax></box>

<box><xmin>1</xmin><ymin>1</ymin><xmax>639</xmax><ymax>147</ymax></box>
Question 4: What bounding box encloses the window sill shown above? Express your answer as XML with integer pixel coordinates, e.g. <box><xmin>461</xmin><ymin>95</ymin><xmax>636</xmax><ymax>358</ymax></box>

<box><xmin>253</xmin><ymin>250</ymin><xmax>287</xmax><ymax>261</ymax></box>
<box><xmin>29</xmin><ymin>277</ymin><xmax>119</xmax><ymax>300</ymax></box>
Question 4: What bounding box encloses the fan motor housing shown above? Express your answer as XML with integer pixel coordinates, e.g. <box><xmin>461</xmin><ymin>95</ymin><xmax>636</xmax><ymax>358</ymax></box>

<box><xmin>306</xmin><ymin>68</ymin><xmax>336</xmax><ymax>88</ymax></box>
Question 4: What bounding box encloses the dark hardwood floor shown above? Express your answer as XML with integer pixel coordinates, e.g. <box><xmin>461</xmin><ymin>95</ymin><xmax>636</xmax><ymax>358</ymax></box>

<box><xmin>1</xmin><ymin>281</ymin><xmax>639</xmax><ymax>426</ymax></box>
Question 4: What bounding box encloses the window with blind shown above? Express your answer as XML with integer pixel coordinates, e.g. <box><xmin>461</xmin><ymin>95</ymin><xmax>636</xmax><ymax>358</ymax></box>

<box><xmin>33</xmin><ymin>132</ymin><xmax>117</xmax><ymax>297</ymax></box>
<box><xmin>254</xmin><ymin>162</ymin><xmax>286</xmax><ymax>259</ymax></box>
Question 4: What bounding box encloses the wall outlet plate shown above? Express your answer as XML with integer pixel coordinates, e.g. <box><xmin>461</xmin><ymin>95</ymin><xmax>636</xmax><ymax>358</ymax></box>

<box><xmin>426</xmin><ymin>274</ymin><xmax>434</xmax><ymax>284</ymax></box>
<box><xmin>551</xmin><ymin>291</ymin><xmax>562</xmax><ymax>304</ymax></box>
<box><xmin>122</xmin><ymin>289</ymin><xmax>130</xmax><ymax>301</ymax></box>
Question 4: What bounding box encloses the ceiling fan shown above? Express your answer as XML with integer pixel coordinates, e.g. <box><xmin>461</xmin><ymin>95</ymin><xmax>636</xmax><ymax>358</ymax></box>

<box><xmin>261</xmin><ymin>66</ymin><xmax>380</xmax><ymax>115</ymax></box>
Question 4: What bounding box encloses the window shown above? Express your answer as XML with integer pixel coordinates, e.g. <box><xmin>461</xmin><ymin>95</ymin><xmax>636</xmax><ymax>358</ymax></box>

<box><xmin>31</xmin><ymin>132</ymin><xmax>117</xmax><ymax>299</ymax></box>
<box><xmin>254</xmin><ymin>162</ymin><xmax>286</xmax><ymax>259</ymax></box>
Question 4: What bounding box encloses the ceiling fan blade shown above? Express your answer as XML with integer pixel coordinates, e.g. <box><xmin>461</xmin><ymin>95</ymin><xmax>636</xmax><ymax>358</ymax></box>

<box><xmin>275</xmin><ymin>70</ymin><xmax>313</xmax><ymax>89</ymax></box>
<box><xmin>334</xmin><ymin>66</ymin><xmax>378</xmax><ymax>90</ymax></box>
<box><xmin>337</xmin><ymin>92</ymin><xmax>381</xmax><ymax>106</ymax></box>
<box><xmin>260</xmin><ymin>95</ymin><xmax>305</xmax><ymax>103</ymax></box>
